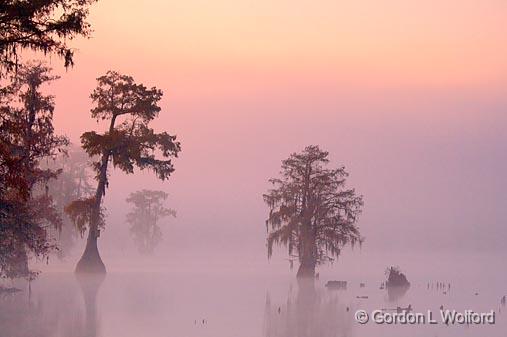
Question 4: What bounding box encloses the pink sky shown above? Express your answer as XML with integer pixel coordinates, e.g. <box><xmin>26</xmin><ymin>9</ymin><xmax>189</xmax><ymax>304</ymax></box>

<box><xmin>34</xmin><ymin>0</ymin><xmax>507</xmax><ymax>264</ymax></box>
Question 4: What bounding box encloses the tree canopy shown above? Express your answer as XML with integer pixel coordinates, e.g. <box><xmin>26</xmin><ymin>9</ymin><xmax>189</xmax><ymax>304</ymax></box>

<box><xmin>82</xmin><ymin>71</ymin><xmax>181</xmax><ymax>189</ymax></box>
<box><xmin>0</xmin><ymin>63</ymin><xmax>67</xmax><ymax>278</ymax></box>
<box><xmin>0</xmin><ymin>0</ymin><xmax>96</xmax><ymax>74</ymax></box>
<box><xmin>67</xmin><ymin>70</ymin><xmax>181</xmax><ymax>273</ymax></box>
<box><xmin>126</xmin><ymin>190</ymin><xmax>176</xmax><ymax>254</ymax></box>
<box><xmin>263</xmin><ymin>145</ymin><xmax>363</xmax><ymax>278</ymax></box>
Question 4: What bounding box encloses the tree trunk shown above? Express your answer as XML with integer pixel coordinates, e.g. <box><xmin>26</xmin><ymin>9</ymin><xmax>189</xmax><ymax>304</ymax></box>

<box><xmin>297</xmin><ymin>220</ymin><xmax>316</xmax><ymax>279</ymax></box>
<box><xmin>297</xmin><ymin>235</ymin><xmax>316</xmax><ymax>278</ymax></box>
<box><xmin>75</xmin><ymin>160</ymin><xmax>108</xmax><ymax>274</ymax></box>
<box><xmin>75</xmin><ymin>116</ymin><xmax>116</xmax><ymax>274</ymax></box>
<box><xmin>296</xmin><ymin>259</ymin><xmax>316</xmax><ymax>279</ymax></box>
<box><xmin>75</xmin><ymin>226</ymin><xmax>106</xmax><ymax>274</ymax></box>
<box><xmin>9</xmin><ymin>248</ymin><xmax>30</xmax><ymax>279</ymax></box>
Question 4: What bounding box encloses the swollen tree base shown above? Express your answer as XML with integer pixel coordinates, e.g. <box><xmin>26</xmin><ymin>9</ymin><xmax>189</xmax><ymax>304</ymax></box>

<box><xmin>75</xmin><ymin>253</ymin><xmax>106</xmax><ymax>274</ymax></box>
<box><xmin>296</xmin><ymin>262</ymin><xmax>316</xmax><ymax>279</ymax></box>
<box><xmin>75</xmin><ymin>231</ymin><xmax>106</xmax><ymax>274</ymax></box>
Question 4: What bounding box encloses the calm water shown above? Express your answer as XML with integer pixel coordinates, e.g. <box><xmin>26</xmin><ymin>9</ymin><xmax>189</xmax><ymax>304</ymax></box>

<box><xmin>1</xmin><ymin>266</ymin><xmax>506</xmax><ymax>337</ymax></box>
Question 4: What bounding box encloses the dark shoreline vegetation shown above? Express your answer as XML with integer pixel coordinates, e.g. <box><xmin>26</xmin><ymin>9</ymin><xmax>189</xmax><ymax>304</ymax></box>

<box><xmin>1</xmin><ymin>0</ymin><xmax>98</xmax><ymax>280</ymax></box>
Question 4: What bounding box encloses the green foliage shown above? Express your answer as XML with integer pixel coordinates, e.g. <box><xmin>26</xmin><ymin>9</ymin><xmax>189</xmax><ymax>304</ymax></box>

<box><xmin>0</xmin><ymin>0</ymin><xmax>97</xmax><ymax>74</ymax></box>
<box><xmin>263</xmin><ymin>145</ymin><xmax>363</xmax><ymax>269</ymax></box>
<box><xmin>126</xmin><ymin>189</ymin><xmax>176</xmax><ymax>254</ymax></box>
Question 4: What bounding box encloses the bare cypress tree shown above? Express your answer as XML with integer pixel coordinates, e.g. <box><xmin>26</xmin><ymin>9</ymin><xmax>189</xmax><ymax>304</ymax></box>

<box><xmin>263</xmin><ymin>145</ymin><xmax>363</xmax><ymax>278</ymax></box>
<box><xmin>66</xmin><ymin>71</ymin><xmax>181</xmax><ymax>274</ymax></box>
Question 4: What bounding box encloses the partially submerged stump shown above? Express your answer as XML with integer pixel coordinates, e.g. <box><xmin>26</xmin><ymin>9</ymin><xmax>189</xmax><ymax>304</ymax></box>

<box><xmin>325</xmin><ymin>280</ymin><xmax>347</xmax><ymax>290</ymax></box>
<box><xmin>385</xmin><ymin>267</ymin><xmax>410</xmax><ymax>301</ymax></box>
<box><xmin>386</xmin><ymin>267</ymin><xmax>410</xmax><ymax>288</ymax></box>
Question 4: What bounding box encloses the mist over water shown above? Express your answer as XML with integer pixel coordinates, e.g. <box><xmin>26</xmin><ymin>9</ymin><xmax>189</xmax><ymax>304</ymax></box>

<box><xmin>1</xmin><ymin>1</ymin><xmax>507</xmax><ymax>337</ymax></box>
<box><xmin>1</xmin><ymin>250</ymin><xmax>506</xmax><ymax>337</ymax></box>
<box><xmin>2</xmin><ymin>90</ymin><xmax>506</xmax><ymax>335</ymax></box>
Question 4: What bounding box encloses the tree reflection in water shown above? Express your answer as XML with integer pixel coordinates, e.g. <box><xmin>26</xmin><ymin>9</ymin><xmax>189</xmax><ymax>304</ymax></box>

<box><xmin>76</xmin><ymin>273</ymin><xmax>105</xmax><ymax>337</ymax></box>
<box><xmin>264</xmin><ymin>279</ymin><xmax>354</xmax><ymax>337</ymax></box>
<box><xmin>0</xmin><ymin>274</ymin><xmax>103</xmax><ymax>337</ymax></box>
